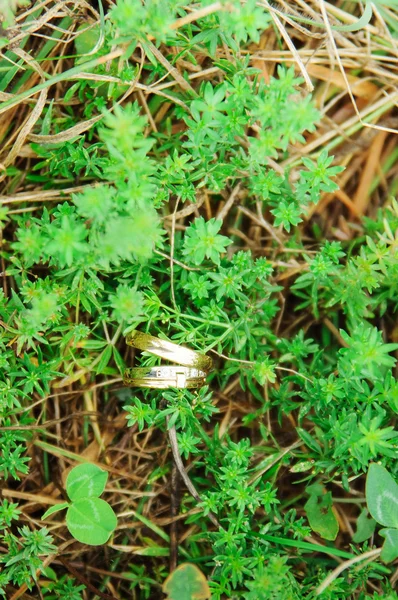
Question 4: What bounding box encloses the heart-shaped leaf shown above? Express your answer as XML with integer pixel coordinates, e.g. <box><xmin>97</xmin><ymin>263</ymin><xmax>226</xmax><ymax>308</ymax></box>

<box><xmin>366</xmin><ymin>464</ymin><xmax>398</xmax><ymax>528</ymax></box>
<box><xmin>66</xmin><ymin>463</ymin><xmax>108</xmax><ymax>502</ymax></box>
<box><xmin>162</xmin><ymin>563</ymin><xmax>210</xmax><ymax>600</ymax></box>
<box><xmin>66</xmin><ymin>498</ymin><xmax>117</xmax><ymax>545</ymax></box>
<box><xmin>380</xmin><ymin>528</ymin><xmax>398</xmax><ymax>563</ymax></box>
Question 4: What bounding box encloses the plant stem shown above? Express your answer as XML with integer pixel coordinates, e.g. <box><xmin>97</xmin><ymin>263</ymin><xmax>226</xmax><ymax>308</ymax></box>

<box><xmin>315</xmin><ymin>547</ymin><xmax>382</xmax><ymax>596</ymax></box>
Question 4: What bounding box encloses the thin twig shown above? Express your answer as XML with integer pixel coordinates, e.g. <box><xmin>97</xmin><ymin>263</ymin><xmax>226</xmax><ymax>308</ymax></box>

<box><xmin>169</xmin><ymin>462</ymin><xmax>180</xmax><ymax>571</ymax></box>
<box><xmin>167</xmin><ymin>420</ymin><xmax>220</xmax><ymax>528</ymax></box>
<box><xmin>217</xmin><ymin>183</ymin><xmax>242</xmax><ymax>221</ymax></box>
<box><xmin>58</xmin><ymin>557</ymin><xmax>118</xmax><ymax>600</ymax></box>
<box><xmin>3</xmin><ymin>88</ymin><xmax>48</xmax><ymax>168</ymax></box>
<box><xmin>264</xmin><ymin>0</ymin><xmax>314</xmax><ymax>92</ymax></box>
<box><xmin>318</xmin><ymin>0</ymin><xmax>398</xmax><ymax>135</ymax></box>
<box><xmin>237</xmin><ymin>204</ymin><xmax>284</xmax><ymax>244</ymax></box>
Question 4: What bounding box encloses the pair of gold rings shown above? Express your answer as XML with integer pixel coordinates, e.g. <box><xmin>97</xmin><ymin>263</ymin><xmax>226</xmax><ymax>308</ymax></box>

<box><xmin>123</xmin><ymin>330</ymin><xmax>213</xmax><ymax>389</ymax></box>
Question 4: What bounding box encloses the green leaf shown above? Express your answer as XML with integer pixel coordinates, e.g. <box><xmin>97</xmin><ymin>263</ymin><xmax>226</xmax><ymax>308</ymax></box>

<box><xmin>353</xmin><ymin>509</ymin><xmax>376</xmax><ymax>543</ymax></box>
<box><xmin>306</xmin><ymin>483</ymin><xmax>324</xmax><ymax>496</ymax></box>
<box><xmin>66</xmin><ymin>498</ymin><xmax>117</xmax><ymax>545</ymax></box>
<box><xmin>113</xmin><ymin>345</ymin><xmax>126</xmax><ymax>373</ymax></box>
<box><xmin>290</xmin><ymin>460</ymin><xmax>314</xmax><ymax>473</ymax></box>
<box><xmin>366</xmin><ymin>463</ymin><xmax>398</xmax><ymax>528</ymax></box>
<box><xmin>380</xmin><ymin>528</ymin><xmax>398</xmax><ymax>563</ymax></box>
<box><xmin>75</xmin><ymin>23</ymin><xmax>101</xmax><ymax>56</ymax></box>
<box><xmin>42</xmin><ymin>502</ymin><xmax>69</xmax><ymax>520</ymax></box>
<box><xmin>162</xmin><ymin>563</ymin><xmax>210</xmax><ymax>600</ymax></box>
<box><xmin>66</xmin><ymin>463</ymin><xmax>108</xmax><ymax>502</ymax></box>
<box><xmin>296</xmin><ymin>428</ymin><xmax>322</xmax><ymax>454</ymax></box>
<box><xmin>96</xmin><ymin>345</ymin><xmax>113</xmax><ymax>374</ymax></box>
<box><xmin>42</xmin><ymin>566</ymin><xmax>57</xmax><ymax>581</ymax></box>
<box><xmin>133</xmin><ymin>545</ymin><xmax>169</xmax><ymax>556</ymax></box>
<box><xmin>304</xmin><ymin>489</ymin><xmax>339</xmax><ymax>541</ymax></box>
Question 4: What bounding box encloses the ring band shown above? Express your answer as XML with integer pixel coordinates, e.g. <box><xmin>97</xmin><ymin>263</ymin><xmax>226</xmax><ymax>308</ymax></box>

<box><xmin>124</xmin><ymin>330</ymin><xmax>212</xmax><ymax>389</ymax></box>
<box><xmin>126</xmin><ymin>330</ymin><xmax>213</xmax><ymax>372</ymax></box>
<box><xmin>124</xmin><ymin>366</ymin><xmax>207</xmax><ymax>389</ymax></box>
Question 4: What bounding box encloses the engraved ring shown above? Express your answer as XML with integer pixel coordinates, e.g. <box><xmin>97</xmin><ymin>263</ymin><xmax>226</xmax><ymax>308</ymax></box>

<box><xmin>123</xmin><ymin>330</ymin><xmax>213</xmax><ymax>389</ymax></box>
<box><xmin>124</xmin><ymin>366</ymin><xmax>208</xmax><ymax>389</ymax></box>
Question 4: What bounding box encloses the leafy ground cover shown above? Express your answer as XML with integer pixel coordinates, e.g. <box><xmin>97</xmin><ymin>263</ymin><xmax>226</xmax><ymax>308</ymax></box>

<box><xmin>0</xmin><ymin>0</ymin><xmax>398</xmax><ymax>598</ymax></box>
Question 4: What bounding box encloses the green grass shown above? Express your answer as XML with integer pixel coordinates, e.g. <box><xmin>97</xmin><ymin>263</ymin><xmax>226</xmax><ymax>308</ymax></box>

<box><xmin>0</xmin><ymin>0</ymin><xmax>398</xmax><ymax>598</ymax></box>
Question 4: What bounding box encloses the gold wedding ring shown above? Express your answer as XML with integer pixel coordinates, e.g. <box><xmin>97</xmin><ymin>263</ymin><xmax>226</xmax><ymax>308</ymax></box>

<box><xmin>124</xmin><ymin>330</ymin><xmax>213</xmax><ymax>389</ymax></box>
<box><xmin>124</xmin><ymin>366</ymin><xmax>208</xmax><ymax>389</ymax></box>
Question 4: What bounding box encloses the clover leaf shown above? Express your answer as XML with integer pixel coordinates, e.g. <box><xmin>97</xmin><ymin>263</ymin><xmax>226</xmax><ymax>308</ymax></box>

<box><xmin>366</xmin><ymin>464</ymin><xmax>398</xmax><ymax>563</ymax></box>
<box><xmin>42</xmin><ymin>463</ymin><xmax>117</xmax><ymax>546</ymax></box>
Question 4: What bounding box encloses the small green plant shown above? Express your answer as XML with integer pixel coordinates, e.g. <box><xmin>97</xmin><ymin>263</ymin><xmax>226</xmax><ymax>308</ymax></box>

<box><xmin>41</xmin><ymin>571</ymin><xmax>86</xmax><ymax>600</ymax></box>
<box><xmin>182</xmin><ymin>217</ymin><xmax>232</xmax><ymax>266</ymax></box>
<box><xmin>42</xmin><ymin>463</ymin><xmax>117</xmax><ymax>546</ymax></box>
<box><xmin>0</xmin><ymin>500</ymin><xmax>56</xmax><ymax>595</ymax></box>
<box><xmin>366</xmin><ymin>464</ymin><xmax>398</xmax><ymax>562</ymax></box>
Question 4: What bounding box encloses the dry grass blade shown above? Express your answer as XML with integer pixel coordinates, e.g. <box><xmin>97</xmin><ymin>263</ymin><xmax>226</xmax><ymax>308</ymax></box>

<box><xmin>264</xmin><ymin>0</ymin><xmax>314</xmax><ymax>91</ymax></box>
<box><xmin>3</xmin><ymin>88</ymin><xmax>48</xmax><ymax>170</ymax></box>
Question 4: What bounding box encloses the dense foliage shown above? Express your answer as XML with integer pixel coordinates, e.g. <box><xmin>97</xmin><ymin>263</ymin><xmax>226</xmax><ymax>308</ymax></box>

<box><xmin>0</xmin><ymin>0</ymin><xmax>397</xmax><ymax>598</ymax></box>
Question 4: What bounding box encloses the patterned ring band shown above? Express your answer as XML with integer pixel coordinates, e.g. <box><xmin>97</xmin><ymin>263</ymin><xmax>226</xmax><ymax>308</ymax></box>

<box><xmin>123</xmin><ymin>366</ymin><xmax>208</xmax><ymax>389</ymax></box>
<box><xmin>125</xmin><ymin>330</ymin><xmax>213</xmax><ymax>372</ymax></box>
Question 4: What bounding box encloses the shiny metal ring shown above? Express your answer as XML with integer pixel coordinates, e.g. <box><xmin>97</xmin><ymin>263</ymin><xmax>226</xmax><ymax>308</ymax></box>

<box><xmin>124</xmin><ymin>330</ymin><xmax>212</xmax><ymax>389</ymax></box>
<box><xmin>124</xmin><ymin>366</ymin><xmax>207</xmax><ymax>389</ymax></box>
<box><xmin>126</xmin><ymin>330</ymin><xmax>213</xmax><ymax>371</ymax></box>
